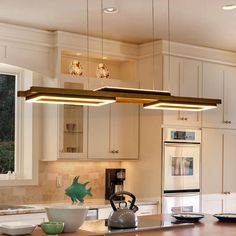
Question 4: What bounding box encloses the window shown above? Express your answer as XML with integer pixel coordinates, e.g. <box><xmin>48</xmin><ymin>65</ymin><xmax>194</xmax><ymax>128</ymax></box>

<box><xmin>0</xmin><ymin>74</ymin><xmax>16</xmax><ymax>174</ymax></box>
<box><xmin>0</xmin><ymin>64</ymin><xmax>39</xmax><ymax>186</ymax></box>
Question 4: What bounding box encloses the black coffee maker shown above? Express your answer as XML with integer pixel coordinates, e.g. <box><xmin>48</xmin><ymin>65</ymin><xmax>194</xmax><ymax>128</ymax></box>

<box><xmin>105</xmin><ymin>169</ymin><xmax>126</xmax><ymax>200</ymax></box>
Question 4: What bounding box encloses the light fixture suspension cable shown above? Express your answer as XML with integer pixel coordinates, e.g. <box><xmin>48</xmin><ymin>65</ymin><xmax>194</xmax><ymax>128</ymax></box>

<box><xmin>152</xmin><ymin>0</ymin><xmax>155</xmax><ymax>90</ymax></box>
<box><xmin>101</xmin><ymin>0</ymin><xmax>104</xmax><ymax>62</ymax></box>
<box><xmin>167</xmin><ymin>0</ymin><xmax>171</xmax><ymax>92</ymax></box>
<box><xmin>87</xmin><ymin>0</ymin><xmax>89</xmax><ymax>82</ymax></box>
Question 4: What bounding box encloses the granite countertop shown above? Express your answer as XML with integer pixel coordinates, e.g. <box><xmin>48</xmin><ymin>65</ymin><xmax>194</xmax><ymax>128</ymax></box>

<box><xmin>0</xmin><ymin>198</ymin><xmax>159</xmax><ymax>216</ymax></box>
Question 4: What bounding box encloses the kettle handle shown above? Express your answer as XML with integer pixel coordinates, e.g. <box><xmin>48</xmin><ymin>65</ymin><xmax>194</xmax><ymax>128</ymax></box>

<box><xmin>109</xmin><ymin>191</ymin><xmax>136</xmax><ymax>211</ymax></box>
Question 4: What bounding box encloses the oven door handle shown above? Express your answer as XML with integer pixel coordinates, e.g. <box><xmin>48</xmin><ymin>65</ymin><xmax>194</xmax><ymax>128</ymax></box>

<box><xmin>164</xmin><ymin>143</ymin><xmax>200</xmax><ymax>148</ymax></box>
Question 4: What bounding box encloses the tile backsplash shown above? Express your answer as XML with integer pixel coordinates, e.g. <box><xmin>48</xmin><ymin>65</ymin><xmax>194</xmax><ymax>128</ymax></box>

<box><xmin>0</xmin><ymin>161</ymin><xmax>121</xmax><ymax>204</ymax></box>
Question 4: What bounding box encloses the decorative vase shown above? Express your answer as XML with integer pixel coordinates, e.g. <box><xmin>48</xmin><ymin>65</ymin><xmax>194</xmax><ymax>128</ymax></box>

<box><xmin>68</xmin><ymin>60</ymin><xmax>83</xmax><ymax>76</ymax></box>
<box><xmin>96</xmin><ymin>63</ymin><xmax>109</xmax><ymax>79</ymax></box>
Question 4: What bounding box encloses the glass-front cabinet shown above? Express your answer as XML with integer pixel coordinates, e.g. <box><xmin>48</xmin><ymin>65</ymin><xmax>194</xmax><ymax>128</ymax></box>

<box><xmin>58</xmin><ymin>80</ymin><xmax>88</xmax><ymax>159</ymax></box>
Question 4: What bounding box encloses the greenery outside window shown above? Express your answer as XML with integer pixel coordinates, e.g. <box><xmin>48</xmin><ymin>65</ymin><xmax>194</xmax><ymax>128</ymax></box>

<box><xmin>0</xmin><ymin>64</ymin><xmax>39</xmax><ymax>186</ymax></box>
<box><xmin>0</xmin><ymin>74</ymin><xmax>16</xmax><ymax>175</ymax></box>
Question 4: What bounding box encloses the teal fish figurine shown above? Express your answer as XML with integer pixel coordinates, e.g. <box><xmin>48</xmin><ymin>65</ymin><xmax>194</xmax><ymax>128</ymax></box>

<box><xmin>65</xmin><ymin>176</ymin><xmax>92</xmax><ymax>203</ymax></box>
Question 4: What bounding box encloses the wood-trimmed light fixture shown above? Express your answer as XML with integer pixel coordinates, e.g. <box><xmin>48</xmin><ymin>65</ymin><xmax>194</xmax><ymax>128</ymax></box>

<box><xmin>18</xmin><ymin>86</ymin><xmax>221</xmax><ymax>110</ymax></box>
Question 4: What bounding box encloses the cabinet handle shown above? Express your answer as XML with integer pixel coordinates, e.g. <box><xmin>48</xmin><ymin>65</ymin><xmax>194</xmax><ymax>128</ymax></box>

<box><xmin>179</xmin><ymin>117</ymin><xmax>184</xmax><ymax>120</ymax></box>
<box><xmin>184</xmin><ymin>117</ymin><xmax>188</xmax><ymax>121</ymax></box>
<box><xmin>110</xmin><ymin>150</ymin><xmax>115</xmax><ymax>154</ymax></box>
<box><xmin>223</xmin><ymin>121</ymin><xmax>228</xmax><ymax>124</ymax></box>
<box><xmin>228</xmin><ymin>192</ymin><xmax>231</xmax><ymax>194</ymax></box>
<box><xmin>222</xmin><ymin>192</ymin><xmax>228</xmax><ymax>194</ymax></box>
<box><xmin>229</xmin><ymin>121</ymin><xmax>232</xmax><ymax>124</ymax></box>
<box><xmin>115</xmin><ymin>150</ymin><xmax>119</xmax><ymax>153</ymax></box>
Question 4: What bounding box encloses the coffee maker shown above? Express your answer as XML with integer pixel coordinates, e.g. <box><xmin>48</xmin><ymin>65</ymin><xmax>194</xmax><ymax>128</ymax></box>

<box><xmin>105</xmin><ymin>169</ymin><xmax>126</xmax><ymax>200</ymax></box>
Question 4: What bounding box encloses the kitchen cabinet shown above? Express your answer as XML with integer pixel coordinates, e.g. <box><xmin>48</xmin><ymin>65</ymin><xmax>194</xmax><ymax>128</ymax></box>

<box><xmin>0</xmin><ymin>213</ymin><xmax>47</xmax><ymax>225</ymax></box>
<box><xmin>58</xmin><ymin>77</ymin><xmax>88</xmax><ymax>159</ymax></box>
<box><xmin>88</xmin><ymin>79</ymin><xmax>139</xmax><ymax>160</ymax></box>
<box><xmin>42</xmin><ymin>76</ymin><xmax>88</xmax><ymax>161</ymax></box>
<box><xmin>202</xmin><ymin>62</ymin><xmax>236</xmax><ymax>129</ymax></box>
<box><xmin>162</xmin><ymin>56</ymin><xmax>202</xmax><ymax>127</ymax></box>
<box><xmin>97</xmin><ymin>204</ymin><xmax>158</xmax><ymax>220</ymax></box>
<box><xmin>201</xmin><ymin>128</ymin><xmax>236</xmax><ymax>213</ymax></box>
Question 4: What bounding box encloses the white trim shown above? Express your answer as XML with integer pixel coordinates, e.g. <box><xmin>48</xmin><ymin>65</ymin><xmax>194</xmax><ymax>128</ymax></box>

<box><xmin>0</xmin><ymin>64</ymin><xmax>39</xmax><ymax>186</ymax></box>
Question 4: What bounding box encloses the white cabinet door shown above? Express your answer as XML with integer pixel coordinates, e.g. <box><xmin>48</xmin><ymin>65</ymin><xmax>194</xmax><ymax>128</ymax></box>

<box><xmin>223</xmin><ymin>194</ymin><xmax>236</xmax><ymax>213</ymax></box>
<box><xmin>202</xmin><ymin>62</ymin><xmax>224</xmax><ymax>128</ymax></box>
<box><xmin>163</xmin><ymin>56</ymin><xmax>202</xmax><ymax>127</ymax></box>
<box><xmin>98</xmin><ymin>208</ymin><xmax>112</xmax><ymax>220</ymax></box>
<box><xmin>201</xmin><ymin>128</ymin><xmax>223</xmax><ymax>194</ymax></box>
<box><xmin>201</xmin><ymin>195</ymin><xmax>223</xmax><ymax>214</ymax></box>
<box><xmin>88</xmin><ymin>105</ymin><xmax>111</xmax><ymax>159</ymax></box>
<box><xmin>88</xmin><ymin>79</ymin><xmax>139</xmax><ymax>160</ymax></box>
<box><xmin>136</xmin><ymin>205</ymin><xmax>158</xmax><ymax>216</ymax></box>
<box><xmin>179</xmin><ymin>58</ymin><xmax>202</xmax><ymax>125</ymax></box>
<box><xmin>223</xmin><ymin>131</ymin><xmax>236</xmax><ymax>194</ymax></box>
<box><xmin>202</xmin><ymin>63</ymin><xmax>236</xmax><ymax>129</ymax></box>
<box><xmin>110</xmin><ymin>103</ymin><xmax>139</xmax><ymax>159</ymax></box>
<box><xmin>0</xmin><ymin>213</ymin><xmax>48</xmax><ymax>225</ymax></box>
<box><xmin>202</xmin><ymin>128</ymin><xmax>236</xmax><ymax>195</ymax></box>
<box><xmin>224</xmin><ymin>67</ymin><xmax>236</xmax><ymax>128</ymax></box>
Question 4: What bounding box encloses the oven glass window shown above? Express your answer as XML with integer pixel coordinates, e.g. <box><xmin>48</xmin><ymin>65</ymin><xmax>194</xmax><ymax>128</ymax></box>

<box><xmin>171</xmin><ymin>131</ymin><xmax>195</xmax><ymax>141</ymax></box>
<box><xmin>171</xmin><ymin>157</ymin><xmax>193</xmax><ymax>176</ymax></box>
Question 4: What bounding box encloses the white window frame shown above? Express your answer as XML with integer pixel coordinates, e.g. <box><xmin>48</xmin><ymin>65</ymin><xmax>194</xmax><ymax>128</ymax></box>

<box><xmin>0</xmin><ymin>63</ymin><xmax>39</xmax><ymax>186</ymax></box>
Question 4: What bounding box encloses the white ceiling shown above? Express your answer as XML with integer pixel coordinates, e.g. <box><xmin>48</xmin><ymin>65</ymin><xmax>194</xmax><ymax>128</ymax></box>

<box><xmin>0</xmin><ymin>0</ymin><xmax>236</xmax><ymax>51</ymax></box>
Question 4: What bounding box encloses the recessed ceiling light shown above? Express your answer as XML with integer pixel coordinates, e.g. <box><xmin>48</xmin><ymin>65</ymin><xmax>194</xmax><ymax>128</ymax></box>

<box><xmin>103</xmin><ymin>7</ymin><xmax>119</xmax><ymax>14</ymax></box>
<box><xmin>222</xmin><ymin>4</ymin><xmax>236</xmax><ymax>10</ymax></box>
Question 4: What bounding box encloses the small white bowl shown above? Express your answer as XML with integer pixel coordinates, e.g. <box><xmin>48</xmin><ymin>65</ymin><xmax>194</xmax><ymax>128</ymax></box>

<box><xmin>45</xmin><ymin>205</ymin><xmax>88</xmax><ymax>233</ymax></box>
<box><xmin>0</xmin><ymin>221</ymin><xmax>36</xmax><ymax>235</ymax></box>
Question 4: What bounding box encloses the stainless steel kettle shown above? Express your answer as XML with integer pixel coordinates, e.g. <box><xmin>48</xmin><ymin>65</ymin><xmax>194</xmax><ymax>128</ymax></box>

<box><xmin>108</xmin><ymin>191</ymin><xmax>139</xmax><ymax>229</ymax></box>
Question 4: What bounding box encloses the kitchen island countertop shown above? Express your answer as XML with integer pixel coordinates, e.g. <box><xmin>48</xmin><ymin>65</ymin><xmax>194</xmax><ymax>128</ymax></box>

<box><xmin>0</xmin><ymin>214</ymin><xmax>234</xmax><ymax>236</ymax></box>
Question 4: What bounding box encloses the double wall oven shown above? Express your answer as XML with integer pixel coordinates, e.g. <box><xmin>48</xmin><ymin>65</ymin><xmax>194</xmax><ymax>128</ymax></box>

<box><xmin>162</xmin><ymin>128</ymin><xmax>201</xmax><ymax>214</ymax></box>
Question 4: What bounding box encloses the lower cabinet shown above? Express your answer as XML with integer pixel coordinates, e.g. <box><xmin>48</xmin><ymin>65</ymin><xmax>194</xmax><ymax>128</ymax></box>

<box><xmin>201</xmin><ymin>193</ymin><xmax>236</xmax><ymax>214</ymax></box>
<box><xmin>0</xmin><ymin>213</ymin><xmax>48</xmax><ymax>225</ymax></box>
<box><xmin>98</xmin><ymin>204</ymin><xmax>158</xmax><ymax>220</ymax></box>
<box><xmin>202</xmin><ymin>128</ymin><xmax>236</xmax><ymax>195</ymax></box>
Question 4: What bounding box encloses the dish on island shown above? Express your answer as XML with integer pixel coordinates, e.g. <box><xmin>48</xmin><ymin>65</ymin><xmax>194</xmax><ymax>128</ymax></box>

<box><xmin>214</xmin><ymin>213</ymin><xmax>236</xmax><ymax>222</ymax></box>
<box><xmin>0</xmin><ymin>221</ymin><xmax>36</xmax><ymax>235</ymax></box>
<box><xmin>172</xmin><ymin>213</ymin><xmax>205</xmax><ymax>222</ymax></box>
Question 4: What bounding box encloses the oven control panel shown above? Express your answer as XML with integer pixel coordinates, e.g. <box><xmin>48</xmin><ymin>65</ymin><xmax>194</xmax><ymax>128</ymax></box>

<box><xmin>163</xmin><ymin>128</ymin><xmax>201</xmax><ymax>143</ymax></box>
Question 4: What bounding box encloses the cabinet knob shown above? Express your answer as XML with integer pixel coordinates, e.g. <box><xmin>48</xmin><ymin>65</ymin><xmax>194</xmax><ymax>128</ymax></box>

<box><xmin>179</xmin><ymin>117</ymin><xmax>184</xmax><ymax>120</ymax></box>
<box><xmin>110</xmin><ymin>150</ymin><xmax>115</xmax><ymax>154</ymax></box>
<box><xmin>184</xmin><ymin>117</ymin><xmax>188</xmax><ymax>121</ymax></box>
<box><xmin>229</xmin><ymin>121</ymin><xmax>232</xmax><ymax>124</ymax></box>
<box><xmin>115</xmin><ymin>150</ymin><xmax>119</xmax><ymax>153</ymax></box>
<box><xmin>223</xmin><ymin>192</ymin><xmax>228</xmax><ymax>194</ymax></box>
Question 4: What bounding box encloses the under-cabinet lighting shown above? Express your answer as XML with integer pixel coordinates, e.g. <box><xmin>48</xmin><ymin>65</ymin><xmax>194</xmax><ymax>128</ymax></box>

<box><xmin>222</xmin><ymin>4</ymin><xmax>236</xmax><ymax>10</ymax></box>
<box><xmin>143</xmin><ymin>101</ymin><xmax>217</xmax><ymax>111</ymax></box>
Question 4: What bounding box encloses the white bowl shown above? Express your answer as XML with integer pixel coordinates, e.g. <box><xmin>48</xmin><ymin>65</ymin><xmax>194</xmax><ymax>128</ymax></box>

<box><xmin>45</xmin><ymin>205</ymin><xmax>88</xmax><ymax>232</ymax></box>
<box><xmin>0</xmin><ymin>221</ymin><xmax>36</xmax><ymax>235</ymax></box>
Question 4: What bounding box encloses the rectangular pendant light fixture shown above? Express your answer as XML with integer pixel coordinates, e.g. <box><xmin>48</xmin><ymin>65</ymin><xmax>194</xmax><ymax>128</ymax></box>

<box><xmin>18</xmin><ymin>86</ymin><xmax>116</xmax><ymax>106</ymax></box>
<box><xmin>18</xmin><ymin>86</ymin><xmax>221</xmax><ymax>111</ymax></box>
<box><xmin>143</xmin><ymin>99</ymin><xmax>218</xmax><ymax>111</ymax></box>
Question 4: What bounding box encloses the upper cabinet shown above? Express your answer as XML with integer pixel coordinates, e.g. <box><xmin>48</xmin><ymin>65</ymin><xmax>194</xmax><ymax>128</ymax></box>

<box><xmin>202</xmin><ymin>62</ymin><xmax>236</xmax><ymax>129</ymax></box>
<box><xmin>88</xmin><ymin>79</ymin><xmax>139</xmax><ymax>160</ymax></box>
<box><xmin>162</xmin><ymin>56</ymin><xmax>202</xmax><ymax>127</ymax></box>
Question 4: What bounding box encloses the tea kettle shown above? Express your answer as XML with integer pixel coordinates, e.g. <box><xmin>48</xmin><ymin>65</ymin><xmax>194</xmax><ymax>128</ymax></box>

<box><xmin>108</xmin><ymin>191</ymin><xmax>139</xmax><ymax>229</ymax></box>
